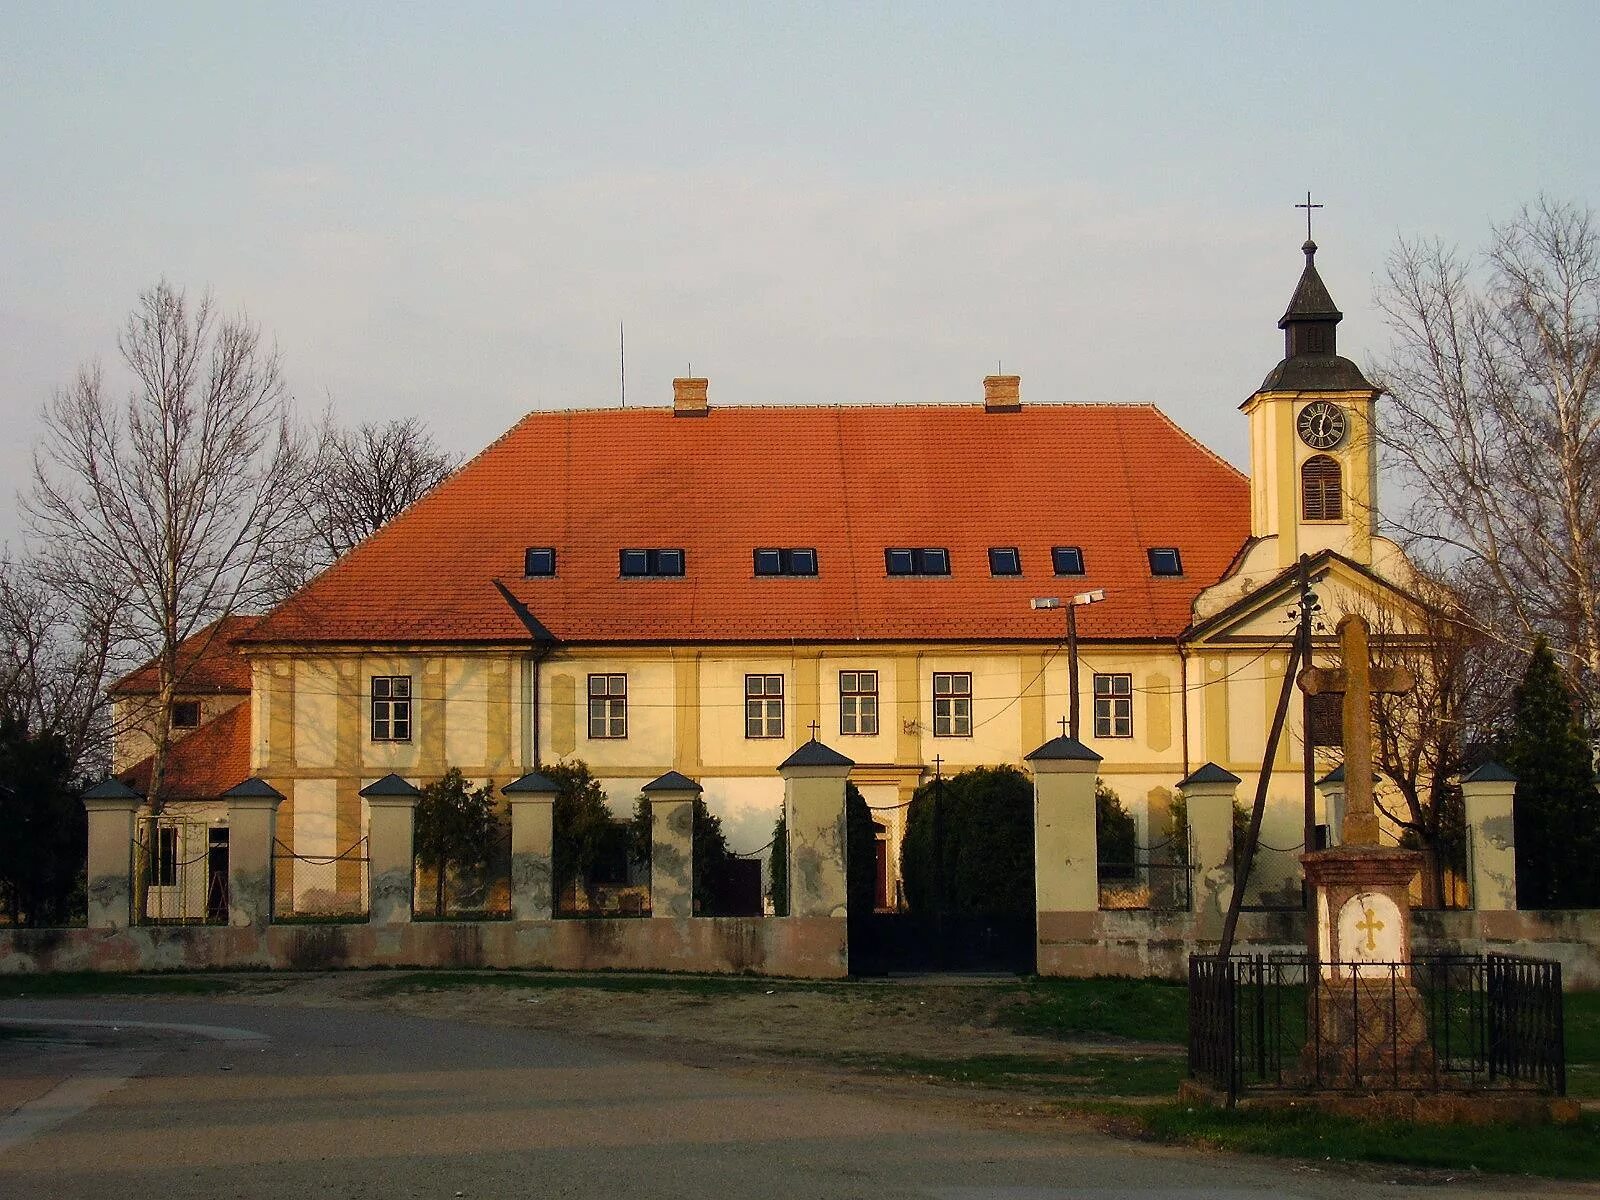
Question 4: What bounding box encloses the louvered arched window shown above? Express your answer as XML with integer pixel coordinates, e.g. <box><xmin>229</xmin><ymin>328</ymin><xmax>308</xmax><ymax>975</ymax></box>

<box><xmin>1302</xmin><ymin>454</ymin><xmax>1343</xmax><ymax>521</ymax></box>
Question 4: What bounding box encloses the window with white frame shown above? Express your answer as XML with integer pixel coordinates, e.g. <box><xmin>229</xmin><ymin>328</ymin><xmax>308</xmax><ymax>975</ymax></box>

<box><xmin>745</xmin><ymin>674</ymin><xmax>784</xmax><ymax>738</ymax></box>
<box><xmin>588</xmin><ymin>674</ymin><xmax>627</xmax><ymax>738</ymax></box>
<box><xmin>1093</xmin><ymin>673</ymin><xmax>1133</xmax><ymax>738</ymax></box>
<box><xmin>371</xmin><ymin>676</ymin><xmax>412</xmax><ymax>742</ymax></box>
<box><xmin>839</xmin><ymin>670</ymin><xmax>878</xmax><ymax>736</ymax></box>
<box><xmin>933</xmin><ymin>672</ymin><xmax>972</xmax><ymax>737</ymax></box>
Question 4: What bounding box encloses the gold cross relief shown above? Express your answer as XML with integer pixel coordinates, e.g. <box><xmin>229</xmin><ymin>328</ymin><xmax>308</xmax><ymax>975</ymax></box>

<box><xmin>1298</xmin><ymin>615</ymin><xmax>1414</xmax><ymax>846</ymax></box>
<box><xmin>1355</xmin><ymin>905</ymin><xmax>1385</xmax><ymax>953</ymax></box>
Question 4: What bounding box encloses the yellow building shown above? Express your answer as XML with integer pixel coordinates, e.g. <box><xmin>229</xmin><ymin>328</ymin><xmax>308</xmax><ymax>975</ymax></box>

<box><xmin>235</xmin><ymin>239</ymin><xmax>1421</xmax><ymax>912</ymax></box>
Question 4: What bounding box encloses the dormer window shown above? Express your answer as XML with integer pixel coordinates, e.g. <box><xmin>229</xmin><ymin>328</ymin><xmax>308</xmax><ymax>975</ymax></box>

<box><xmin>754</xmin><ymin>548</ymin><xmax>818</xmax><ymax>576</ymax></box>
<box><xmin>1147</xmin><ymin>547</ymin><xmax>1183</xmax><ymax>576</ymax></box>
<box><xmin>988</xmin><ymin>547</ymin><xmax>1022</xmax><ymax>576</ymax></box>
<box><xmin>1051</xmin><ymin>546</ymin><xmax>1085</xmax><ymax>576</ymax></box>
<box><xmin>1302</xmin><ymin>455</ymin><xmax>1343</xmax><ymax>521</ymax></box>
<box><xmin>523</xmin><ymin>547</ymin><xmax>556</xmax><ymax>576</ymax></box>
<box><xmin>620</xmin><ymin>548</ymin><xmax>685</xmax><ymax>577</ymax></box>
<box><xmin>885</xmin><ymin>548</ymin><xmax>950</xmax><ymax>576</ymax></box>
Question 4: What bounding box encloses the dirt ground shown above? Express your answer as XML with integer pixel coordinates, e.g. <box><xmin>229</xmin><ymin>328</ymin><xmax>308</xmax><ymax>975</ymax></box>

<box><xmin>220</xmin><ymin>971</ymin><xmax>1176</xmax><ymax>1067</ymax></box>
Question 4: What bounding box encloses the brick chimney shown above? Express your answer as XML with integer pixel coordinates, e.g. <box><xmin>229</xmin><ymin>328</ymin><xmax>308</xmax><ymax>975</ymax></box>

<box><xmin>983</xmin><ymin>374</ymin><xmax>1021</xmax><ymax>413</ymax></box>
<box><xmin>672</xmin><ymin>377</ymin><xmax>709</xmax><ymax>417</ymax></box>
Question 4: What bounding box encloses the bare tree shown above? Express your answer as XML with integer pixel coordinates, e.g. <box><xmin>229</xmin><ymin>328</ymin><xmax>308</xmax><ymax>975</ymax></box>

<box><xmin>0</xmin><ymin>553</ymin><xmax>120</xmax><ymax>781</ymax></box>
<box><xmin>270</xmin><ymin>415</ymin><xmax>456</xmax><ymax>594</ymax></box>
<box><xmin>26</xmin><ymin>281</ymin><xmax>310</xmax><ymax>810</ymax></box>
<box><xmin>1373</xmin><ymin>198</ymin><xmax>1600</xmax><ymax>715</ymax></box>
<box><xmin>1356</xmin><ymin>572</ymin><xmax>1515</xmax><ymax>907</ymax></box>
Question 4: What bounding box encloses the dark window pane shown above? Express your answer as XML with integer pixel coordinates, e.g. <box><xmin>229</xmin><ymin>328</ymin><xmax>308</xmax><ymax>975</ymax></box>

<box><xmin>372</xmin><ymin>677</ymin><xmax>390</xmax><ymax>698</ymax></box>
<box><xmin>1051</xmin><ymin>546</ymin><xmax>1085</xmax><ymax>575</ymax></box>
<box><xmin>620</xmin><ymin>549</ymin><xmax>649</xmax><ymax>575</ymax></box>
<box><xmin>789</xmin><ymin>548</ymin><xmax>817</xmax><ymax>575</ymax></box>
<box><xmin>885</xmin><ymin>548</ymin><xmax>914</xmax><ymax>575</ymax></box>
<box><xmin>754</xmin><ymin>549</ymin><xmax>782</xmax><ymax>575</ymax></box>
<box><xmin>524</xmin><ymin>547</ymin><xmax>556</xmax><ymax>576</ymax></box>
<box><xmin>988</xmin><ymin>547</ymin><xmax>1021</xmax><ymax>575</ymax></box>
<box><xmin>171</xmin><ymin>700</ymin><xmax>201</xmax><ymax>728</ymax></box>
<box><xmin>919</xmin><ymin>548</ymin><xmax>950</xmax><ymax>575</ymax></box>
<box><xmin>656</xmin><ymin>549</ymin><xmax>685</xmax><ymax>575</ymax></box>
<box><xmin>1148</xmin><ymin>547</ymin><xmax>1183</xmax><ymax>576</ymax></box>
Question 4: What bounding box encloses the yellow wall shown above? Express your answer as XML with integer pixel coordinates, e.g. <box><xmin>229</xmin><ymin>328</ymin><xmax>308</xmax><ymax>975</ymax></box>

<box><xmin>110</xmin><ymin>692</ymin><xmax>249</xmax><ymax>773</ymax></box>
<box><xmin>244</xmin><ymin>635</ymin><xmax>1340</xmax><ymax>877</ymax></box>
<box><xmin>1242</xmin><ymin>387</ymin><xmax>1379</xmax><ymax>569</ymax></box>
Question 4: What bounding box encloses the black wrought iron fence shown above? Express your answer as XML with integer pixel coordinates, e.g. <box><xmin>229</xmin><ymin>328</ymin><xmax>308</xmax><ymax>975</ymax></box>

<box><xmin>1188</xmin><ymin>952</ymin><xmax>1565</xmax><ymax>1103</ymax></box>
<box><xmin>1098</xmin><ymin>855</ymin><xmax>1193</xmax><ymax>911</ymax></box>
<box><xmin>1234</xmin><ymin>841</ymin><xmax>1305</xmax><ymax>911</ymax></box>
<box><xmin>413</xmin><ymin>824</ymin><xmax>512</xmax><ymax>919</ymax></box>
<box><xmin>272</xmin><ymin>837</ymin><xmax>369</xmax><ymax>920</ymax></box>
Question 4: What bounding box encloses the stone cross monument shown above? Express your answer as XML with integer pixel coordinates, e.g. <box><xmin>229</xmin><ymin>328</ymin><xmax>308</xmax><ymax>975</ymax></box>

<box><xmin>1299</xmin><ymin>614</ymin><xmax>1413</xmax><ymax>847</ymax></box>
<box><xmin>1297</xmin><ymin>614</ymin><xmax>1431</xmax><ymax>1084</ymax></box>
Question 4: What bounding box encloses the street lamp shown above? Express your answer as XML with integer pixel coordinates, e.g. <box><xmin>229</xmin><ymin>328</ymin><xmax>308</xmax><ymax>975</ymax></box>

<box><xmin>1031</xmin><ymin>589</ymin><xmax>1107</xmax><ymax>741</ymax></box>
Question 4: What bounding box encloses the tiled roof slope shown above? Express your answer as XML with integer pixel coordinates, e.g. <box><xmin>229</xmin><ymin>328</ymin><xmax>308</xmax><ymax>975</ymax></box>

<box><xmin>111</xmin><ymin>615</ymin><xmax>261</xmax><ymax>696</ymax></box>
<box><xmin>248</xmin><ymin>404</ymin><xmax>1250</xmax><ymax>646</ymax></box>
<box><xmin>121</xmin><ymin>702</ymin><xmax>250</xmax><ymax>800</ymax></box>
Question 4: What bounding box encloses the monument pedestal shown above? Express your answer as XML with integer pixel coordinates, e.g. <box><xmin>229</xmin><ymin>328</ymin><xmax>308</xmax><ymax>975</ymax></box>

<box><xmin>1300</xmin><ymin>844</ymin><xmax>1432</xmax><ymax>1088</ymax></box>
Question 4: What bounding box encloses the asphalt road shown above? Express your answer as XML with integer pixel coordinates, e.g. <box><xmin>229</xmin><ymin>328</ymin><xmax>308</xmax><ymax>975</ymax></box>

<box><xmin>0</xmin><ymin>996</ymin><xmax>1569</xmax><ymax>1199</ymax></box>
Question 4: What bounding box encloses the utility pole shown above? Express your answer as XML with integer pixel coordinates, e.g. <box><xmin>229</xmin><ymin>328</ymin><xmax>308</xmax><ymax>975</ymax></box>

<box><xmin>1067</xmin><ymin>602</ymin><xmax>1081</xmax><ymax>741</ymax></box>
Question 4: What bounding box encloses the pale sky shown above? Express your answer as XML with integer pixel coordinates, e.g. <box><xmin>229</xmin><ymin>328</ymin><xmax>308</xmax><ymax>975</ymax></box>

<box><xmin>4</xmin><ymin>0</ymin><xmax>1598</xmax><ymax>553</ymax></box>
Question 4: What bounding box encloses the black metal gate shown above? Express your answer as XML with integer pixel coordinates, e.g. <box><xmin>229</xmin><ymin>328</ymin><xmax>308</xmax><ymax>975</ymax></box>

<box><xmin>849</xmin><ymin>911</ymin><xmax>1036</xmax><ymax>975</ymax></box>
<box><xmin>1188</xmin><ymin>952</ymin><xmax>1566</xmax><ymax>1103</ymax></box>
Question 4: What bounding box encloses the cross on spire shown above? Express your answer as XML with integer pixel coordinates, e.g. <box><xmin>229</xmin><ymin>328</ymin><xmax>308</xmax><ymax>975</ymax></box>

<box><xmin>1296</xmin><ymin>190</ymin><xmax>1324</xmax><ymax>242</ymax></box>
<box><xmin>932</xmin><ymin>754</ymin><xmax>943</xmax><ymax>780</ymax></box>
<box><xmin>807</xmin><ymin>720</ymin><xmax>820</xmax><ymax>740</ymax></box>
<box><xmin>1058</xmin><ymin>716</ymin><xmax>1069</xmax><ymax>739</ymax></box>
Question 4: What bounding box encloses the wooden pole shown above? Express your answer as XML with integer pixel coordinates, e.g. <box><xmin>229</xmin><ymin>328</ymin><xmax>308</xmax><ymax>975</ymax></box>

<box><xmin>1295</xmin><ymin>557</ymin><xmax>1320</xmax><ymax>962</ymax></box>
<box><xmin>1067</xmin><ymin>603</ymin><xmax>1081</xmax><ymax>742</ymax></box>
<box><xmin>1217</xmin><ymin>635</ymin><xmax>1304</xmax><ymax>961</ymax></box>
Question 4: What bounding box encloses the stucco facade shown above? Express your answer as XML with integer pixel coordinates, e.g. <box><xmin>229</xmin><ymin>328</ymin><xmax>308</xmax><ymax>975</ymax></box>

<box><xmin>229</xmin><ymin>241</ymin><xmax>1429</xmax><ymax>911</ymax></box>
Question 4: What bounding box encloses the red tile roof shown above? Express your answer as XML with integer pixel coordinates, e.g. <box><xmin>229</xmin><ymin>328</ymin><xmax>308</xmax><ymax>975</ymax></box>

<box><xmin>121</xmin><ymin>701</ymin><xmax>251</xmax><ymax>801</ymax></box>
<box><xmin>111</xmin><ymin>616</ymin><xmax>261</xmax><ymax>696</ymax></box>
<box><xmin>248</xmin><ymin>404</ymin><xmax>1250</xmax><ymax>646</ymax></box>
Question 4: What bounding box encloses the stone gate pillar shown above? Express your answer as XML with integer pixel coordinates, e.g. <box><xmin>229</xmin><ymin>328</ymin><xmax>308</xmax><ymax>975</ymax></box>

<box><xmin>82</xmin><ymin>778</ymin><xmax>143</xmax><ymax>930</ymax></box>
<box><xmin>359</xmin><ymin>774</ymin><xmax>422</xmax><ymax>925</ymax></box>
<box><xmin>1026</xmin><ymin>733</ymin><xmax>1102</xmax><ymax>975</ymax></box>
<box><xmin>222</xmin><ymin>777</ymin><xmax>284</xmax><ymax>928</ymax></box>
<box><xmin>1179</xmin><ymin>763</ymin><xmax>1242</xmax><ymax>936</ymax></box>
<box><xmin>777</xmin><ymin>740</ymin><xmax>854</xmax><ymax>918</ymax></box>
<box><xmin>503</xmin><ymin>770</ymin><xmax>559</xmax><ymax>921</ymax></box>
<box><xmin>1461</xmin><ymin>761</ymin><xmax>1518</xmax><ymax>911</ymax></box>
<box><xmin>1028</xmin><ymin>734</ymin><xmax>1102</xmax><ymax>912</ymax></box>
<box><xmin>643</xmin><ymin>771</ymin><xmax>701</xmax><ymax>919</ymax></box>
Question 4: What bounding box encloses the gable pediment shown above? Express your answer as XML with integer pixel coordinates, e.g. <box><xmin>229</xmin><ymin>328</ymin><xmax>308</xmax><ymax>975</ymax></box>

<box><xmin>1184</xmin><ymin>547</ymin><xmax>1428</xmax><ymax>647</ymax></box>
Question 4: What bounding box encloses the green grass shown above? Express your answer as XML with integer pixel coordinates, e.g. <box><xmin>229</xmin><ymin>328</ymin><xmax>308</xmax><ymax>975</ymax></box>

<box><xmin>835</xmin><ymin>1050</ymin><xmax>1185</xmax><ymax>1097</ymax></box>
<box><xmin>364</xmin><ymin>969</ymin><xmax>814</xmax><ymax>998</ymax></box>
<box><xmin>0</xmin><ymin>972</ymin><xmax>244</xmax><ymax>997</ymax></box>
<box><xmin>1000</xmin><ymin>976</ymin><xmax>1188</xmax><ymax>1044</ymax></box>
<box><xmin>1099</xmin><ymin>1102</ymin><xmax>1600</xmax><ymax>1180</ymax></box>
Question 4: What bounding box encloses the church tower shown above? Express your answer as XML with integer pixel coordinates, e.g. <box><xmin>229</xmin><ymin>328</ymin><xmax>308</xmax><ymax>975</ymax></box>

<box><xmin>1240</xmin><ymin>239</ymin><xmax>1381</xmax><ymax>569</ymax></box>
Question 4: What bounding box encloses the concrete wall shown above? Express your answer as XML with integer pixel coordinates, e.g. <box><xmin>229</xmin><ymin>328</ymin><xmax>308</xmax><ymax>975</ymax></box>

<box><xmin>1038</xmin><ymin>907</ymin><xmax>1600</xmax><ymax>988</ymax></box>
<box><xmin>0</xmin><ymin>916</ymin><xmax>847</xmax><ymax>979</ymax></box>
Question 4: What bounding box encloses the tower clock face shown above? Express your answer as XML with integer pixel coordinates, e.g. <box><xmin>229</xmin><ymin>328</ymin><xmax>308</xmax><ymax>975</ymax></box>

<box><xmin>1297</xmin><ymin>401</ymin><xmax>1347</xmax><ymax>450</ymax></box>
